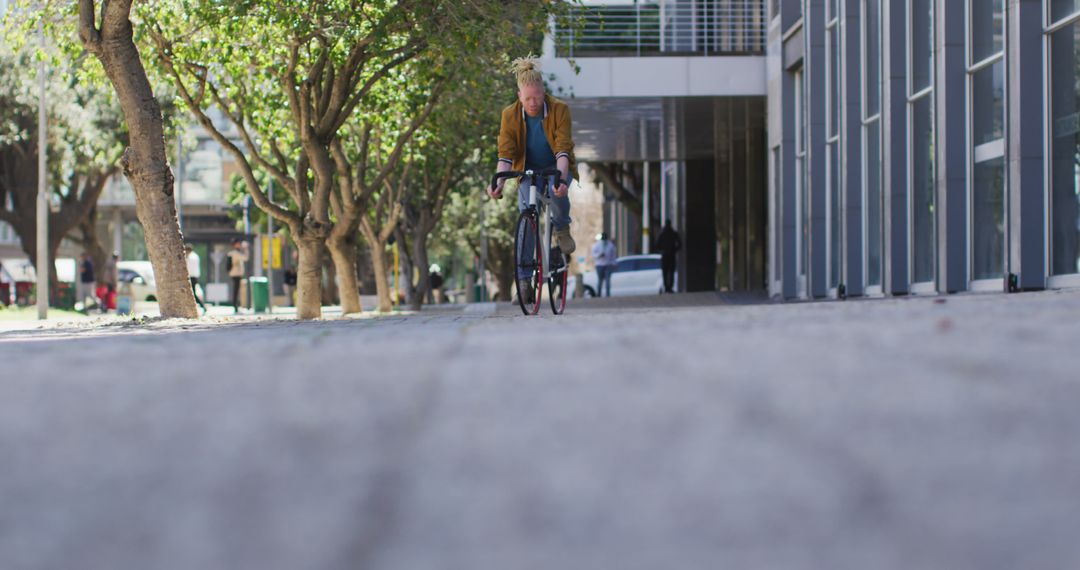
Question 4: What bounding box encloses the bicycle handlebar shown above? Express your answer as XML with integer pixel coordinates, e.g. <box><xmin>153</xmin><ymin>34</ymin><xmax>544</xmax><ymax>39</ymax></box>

<box><xmin>490</xmin><ymin>168</ymin><xmax>565</xmax><ymax>192</ymax></box>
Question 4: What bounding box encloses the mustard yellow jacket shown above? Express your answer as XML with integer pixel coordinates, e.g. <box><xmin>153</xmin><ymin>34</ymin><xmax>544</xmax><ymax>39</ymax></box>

<box><xmin>497</xmin><ymin>94</ymin><xmax>577</xmax><ymax>179</ymax></box>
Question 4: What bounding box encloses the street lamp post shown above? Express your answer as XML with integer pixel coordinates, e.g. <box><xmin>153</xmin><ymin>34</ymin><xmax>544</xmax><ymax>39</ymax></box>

<box><xmin>36</xmin><ymin>15</ymin><xmax>48</xmax><ymax>320</ymax></box>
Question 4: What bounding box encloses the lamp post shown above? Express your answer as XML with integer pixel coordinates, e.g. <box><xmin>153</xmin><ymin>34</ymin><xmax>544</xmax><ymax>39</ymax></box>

<box><xmin>36</xmin><ymin>14</ymin><xmax>48</xmax><ymax>320</ymax></box>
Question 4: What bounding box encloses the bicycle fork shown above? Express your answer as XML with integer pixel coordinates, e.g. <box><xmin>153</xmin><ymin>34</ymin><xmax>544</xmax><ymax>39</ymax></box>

<box><xmin>527</xmin><ymin>180</ymin><xmax>552</xmax><ymax>282</ymax></box>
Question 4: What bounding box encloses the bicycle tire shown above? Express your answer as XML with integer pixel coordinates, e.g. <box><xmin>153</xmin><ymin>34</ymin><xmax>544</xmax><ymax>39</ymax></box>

<box><xmin>513</xmin><ymin>209</ymin><xmax>543</xmax><ymax>316</ymax></box>
<box><xmin>549</xmin><ymin>254</ymin><xmax>568</xmax><ymax>315</ymax></box>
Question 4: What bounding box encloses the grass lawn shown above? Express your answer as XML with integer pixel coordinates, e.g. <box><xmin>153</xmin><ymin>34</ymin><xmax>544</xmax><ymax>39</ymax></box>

<box><xmin>0</xmin><ymin>305</ymin><xmax>90</xmax><ymax>322</ymax></box>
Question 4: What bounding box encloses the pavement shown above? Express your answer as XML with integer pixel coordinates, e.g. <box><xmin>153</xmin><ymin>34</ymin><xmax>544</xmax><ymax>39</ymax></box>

<box><xmin>1</xmin><ymin>289</ymin><xmax>1079</xmax><ymax>569</ymax></box>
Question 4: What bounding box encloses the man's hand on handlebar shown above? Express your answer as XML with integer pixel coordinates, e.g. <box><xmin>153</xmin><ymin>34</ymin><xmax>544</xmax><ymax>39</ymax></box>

<box><xmin>488</xmin><ymin>180</ymin><xmax>504</xmax><ymax>200</ymax></box>
<box><xmin>553</xmin><ymin>180</ymin><xmax>569</xmax><ymax>198</ymax></box>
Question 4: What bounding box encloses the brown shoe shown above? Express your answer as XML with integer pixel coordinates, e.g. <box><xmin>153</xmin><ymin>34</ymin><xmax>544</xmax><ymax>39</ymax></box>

<box><xmin>555</xmin><ymin>228</ymin><xmax>576</xmax><ymax>255</ymax></box>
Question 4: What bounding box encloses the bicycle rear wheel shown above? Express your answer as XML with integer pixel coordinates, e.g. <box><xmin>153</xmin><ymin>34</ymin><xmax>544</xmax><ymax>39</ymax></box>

<box><xmin>549</xmin><ymin>248</ymin><xmax>568</xmax><ymax>315</ymax></box>
<box><xmin>513</xmin><ymin>209</ymin><xmax>543</xmax><ymax>315</ymax></box>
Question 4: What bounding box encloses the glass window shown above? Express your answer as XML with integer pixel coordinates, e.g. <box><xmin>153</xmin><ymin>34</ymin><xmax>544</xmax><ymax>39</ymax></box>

<box><xmin>911</xmin><ymin>95</ymin><xmax>936</xmax><ymax>283</ymax></box>
<box><xmin>795</xmin><ymin>69</ymin><xmax>808</xmax><ymax>288</ymax></box>
<box><xmin>616</xmin><ymin>259</ymin><xmax>637</xmax><ymax>272</ymax></box>
<box><xmin>972</xmin><ymin>157</ymin><xmax>1006</xmax><ymax>279</ymax></box>
<box><xmin>866</xmin><ymin>120</ymin><xmax>883</xmax><ymax>286</ymax></box>
<box><xmin>971</xmin><ymin>0</ymin><xmax>1004</xmax><ymax>63</ymax></box>
<box><xmin>639</xmin><ymin>258</ymin><xmax>661</xmax><ymax>270</ymax></box>
<box><xmin>1050</xmin><ymin>21</ymin><xmax>1080</xmax><ymax>275</ymax></box>
<box><xmin>972</xmin><ymin>62</ymin><xmax>1005</xmax><ymax>146</ymax></box>
<box><xmin>969</xmin><ymin>0</ymin><xmax>1006</xmax><ymax>282</ymax></box>
<box><xmin>911</xmin><ymin>0</ymin><xmax>934</xmax><ymax>93</ymax></box>
<box><xmin>864</xmin><ymin>0</ymin><xmax>881</xmax><ymax>117</ymax></box>
<box><xmin>1051</xmin><ymin>0</ymin><xmax>1080</xmax><ymax>24</ymax></box>
<box><xmin>829</xmin><ymin>27</ymin><xmax>841</xmax><ymax>137</ymax></box>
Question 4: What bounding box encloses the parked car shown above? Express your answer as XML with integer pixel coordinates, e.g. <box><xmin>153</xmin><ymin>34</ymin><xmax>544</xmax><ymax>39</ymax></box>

<box><xmin>569</xmin><ymin>254</ymin><xmax>677</xmax><ymax>298</ymax></box>
<box><xmin>117</xmin><ymin>260</ymin><xmax>205</xmax><ymax>303</ymax></box>
<box><xmin>116</xmin><ymin>260</ymin><xmax>168</xmax><ymax>302</ymax></box>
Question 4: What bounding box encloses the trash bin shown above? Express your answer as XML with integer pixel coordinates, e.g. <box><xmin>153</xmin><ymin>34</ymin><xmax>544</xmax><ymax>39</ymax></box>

<box><xmin>15</xmin><ymin>281</ymin><xmax>34</xmax><ymax>306</ymax></box>
<box><xmin>54</xmin><ymin>281</ymin><xmax>75</xmax><ymax>310</ymax></box>
<box><xmin>249</xmin><ymin>276</ymin><xmax>269</xmax><ymax>313</ymax></box>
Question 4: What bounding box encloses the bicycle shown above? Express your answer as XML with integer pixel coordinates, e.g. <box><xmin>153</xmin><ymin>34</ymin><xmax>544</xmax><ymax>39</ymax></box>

<box><xmin>490</xmin><ymin>168</ymin><xmax>570</xmax><ymax>316</ymax></box>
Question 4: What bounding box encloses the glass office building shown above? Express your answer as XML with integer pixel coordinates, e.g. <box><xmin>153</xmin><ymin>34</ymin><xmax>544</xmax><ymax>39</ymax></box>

<box><xmin>768</xmin><ymin>0</ymin><xmax>1080</xmax><ymax>298</ymax></box>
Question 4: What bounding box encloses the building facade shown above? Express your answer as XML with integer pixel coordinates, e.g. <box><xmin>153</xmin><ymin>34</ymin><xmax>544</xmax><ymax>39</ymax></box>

<box><xmin>769</xmin><ymin>0</ymin><xmax>1080</xmax><ymax>299</ymax></box>
<box><xmin>544</xmin><ymin>0</ymin><xmax>770</xmax><ymax>292</ymax></box>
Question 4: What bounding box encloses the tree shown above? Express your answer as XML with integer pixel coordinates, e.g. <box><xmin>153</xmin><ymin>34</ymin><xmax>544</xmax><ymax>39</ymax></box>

<box><xmin>149</xmin><ymin>1</ymin><xmax>453</xmax><ymax>317</ymax></box>
<box><xmin>150</xmin><ymin>1</ymin><xmax>560</xmax><ymax>318</ymax></box>
<box><xmin>434</xmin><ymin>181</ymin><xmax>520</xmax><ymax>302</ymax></box>
<box><xmin>77</xmin><ymin>0</ymin><xmax>197</xmax><ymax>318</ymax></box>
<box><xmin>0</xmin><ymin>41</ymin><xmax>121</xmax><ymax>302</ymax></box>
<box><xmin>394</xmin><ymin>73</ymin><xmax>506</xmax><ymax>311</ymax></box>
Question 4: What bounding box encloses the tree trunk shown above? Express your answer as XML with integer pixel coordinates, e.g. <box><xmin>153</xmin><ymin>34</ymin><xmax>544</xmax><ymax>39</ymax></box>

<box><xmin>367</xmin><ymin>241</ymin><xmax>393</xmax><ymax>313</ymax></box>
<box><xmin>294</xmin><ymin>237</ymin><xmax>324</xmax><ymax>319</ymax></box>
<box><xmin>493</xmin><ymin>270</ymin><xmax>513</xmax><ymax>302</ymax></box>
<box><xmin>46</xmin><ymin>240</ymin><xmax>63</xmax><ymax>308</ymax></box>
<box><xmin>327</xmin><ymin>232</ymin><xmax>362</xmax><ymax>315</ymax></box>
<box><xmin>80</xmin><ymin>0</ymin><xmax>197</xmax><ymax>319</ymax></box>
<box><xmin>321</xmin><ymin>250</ymin><xmax>339</xmax><ymax>307</ymax></box>
<box><xmin>395</xmin><ymin>226</ymin><xmax>418</xmax><ymax>308</ymax></box>
<box><xmin>489</xmin><ymin>245</ymin><xmax>515</xmax><ymax>302</ymax></box>
<box><xmin>78</xmin><ymin>208</ymin><xmax>108</xmax><ymax>282</ymax></box>
<box><xmin>409</xmin><ymin>231</ymin><xmax>431</xmax><ymax>311</ymax></box>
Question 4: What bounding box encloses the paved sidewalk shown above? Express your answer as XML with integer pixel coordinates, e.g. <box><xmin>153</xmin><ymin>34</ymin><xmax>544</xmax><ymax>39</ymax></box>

<box><xmin>1</xmin><ymin>290</ymin><xmax>1078</xmax><ymax>569</ymax></box>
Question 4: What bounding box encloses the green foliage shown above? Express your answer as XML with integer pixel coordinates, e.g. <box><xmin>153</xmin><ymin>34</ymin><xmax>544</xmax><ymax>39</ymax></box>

<box><xmin>0</xmin><ymin>22</ymin><xmax>124</xmax><ymax>203</ymax></box>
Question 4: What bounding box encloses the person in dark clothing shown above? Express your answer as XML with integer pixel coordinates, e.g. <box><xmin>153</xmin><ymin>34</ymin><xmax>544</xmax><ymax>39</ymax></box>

<box><xmin>655</xmin><ymin>220</ymin><xmax>681</xmax><ymax>293</ymax></box>
<box><xmin>427</xmin><ymin>264</ymin><xmax>445</xmax><ymax>304</ymax></box>
<box><xmin>77</xmin><ymin>253</ymin><xmax>96</xmax><ymax>312</ymax></box>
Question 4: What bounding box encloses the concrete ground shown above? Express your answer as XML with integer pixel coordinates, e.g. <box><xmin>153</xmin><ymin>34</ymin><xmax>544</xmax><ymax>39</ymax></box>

<box><xmin>1</xmin><ymin>290</ymin><xmax>1078</xmax><ymax>570</ymax></box>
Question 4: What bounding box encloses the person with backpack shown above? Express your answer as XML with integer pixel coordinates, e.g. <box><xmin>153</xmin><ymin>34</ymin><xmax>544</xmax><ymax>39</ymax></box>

<box><xmin>226</xmin><ymin>239</ymin><xmax>249</xmax><ymax>313</ymax></box>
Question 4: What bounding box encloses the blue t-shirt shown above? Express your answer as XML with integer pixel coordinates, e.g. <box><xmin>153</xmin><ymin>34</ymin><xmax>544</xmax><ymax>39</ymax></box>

<box><xmin>524</xmin><ymin>113</ymin><xmax>556</xmax><ymax>171</ymax></box>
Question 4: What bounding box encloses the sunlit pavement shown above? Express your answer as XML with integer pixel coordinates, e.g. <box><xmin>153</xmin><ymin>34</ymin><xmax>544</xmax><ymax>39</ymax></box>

<box><xmin>1</xmin><ymin>290</ymin><xmax>1079</xmax><ymax>569</ymax></box>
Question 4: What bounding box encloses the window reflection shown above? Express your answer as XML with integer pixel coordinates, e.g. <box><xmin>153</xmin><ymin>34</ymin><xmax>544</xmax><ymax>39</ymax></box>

<box><xmin>1050</xmin><ymin>21</ymin><xmax>1080</xmax><ymax>275</ymax></box>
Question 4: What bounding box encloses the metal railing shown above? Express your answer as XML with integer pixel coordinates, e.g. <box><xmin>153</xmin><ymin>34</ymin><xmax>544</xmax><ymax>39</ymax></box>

<box><xmin>554</xmin><ymin>0</ymin><xmax>767</xmax><ymax>57</ymax></box>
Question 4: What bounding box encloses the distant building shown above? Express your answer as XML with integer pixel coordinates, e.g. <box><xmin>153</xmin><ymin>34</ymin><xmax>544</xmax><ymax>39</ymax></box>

<box><xmin>545</xmin><ymin>0</ymin><xmax>768</xmax><ymax>292</ymax></box>
<box><xmin>548</xmin><ymin>0</ymin><xmax>1080</xmax><ymax>299</ymax></box>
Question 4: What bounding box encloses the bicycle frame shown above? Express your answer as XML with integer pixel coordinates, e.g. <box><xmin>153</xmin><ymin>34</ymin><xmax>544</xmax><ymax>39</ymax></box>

<box><xmin>525</xmin><ymin>173</ymin><xmax>558</xmax><ymax>283</ymax></box>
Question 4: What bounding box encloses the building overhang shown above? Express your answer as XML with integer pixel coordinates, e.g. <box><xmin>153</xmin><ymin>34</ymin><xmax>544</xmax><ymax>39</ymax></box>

<box><xmin>541</xmin><ymin>56</ymin><xmax>767</xmax><ymax>99</ymax></box>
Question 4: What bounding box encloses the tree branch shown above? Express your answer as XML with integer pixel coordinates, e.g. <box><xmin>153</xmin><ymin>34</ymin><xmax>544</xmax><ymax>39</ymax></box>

<box><xmin>152</xmin><ymin>38</ymin><xmax>298</xmax><ymax>225</ymax></box>
<box><xmin>78</xmin><ymin>0</ymin><xmax>102</xmax><ymax>53</ymax></box>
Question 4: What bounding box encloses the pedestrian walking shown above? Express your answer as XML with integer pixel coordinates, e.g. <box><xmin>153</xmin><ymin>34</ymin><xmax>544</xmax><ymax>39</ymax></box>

<box><xmin>227</xmin><ymin>239</ymin><xmax>249</xmax><ymax>313</ymax></box>
<box><xmin>102</xmin><ymin>252</ymin><xmax>119</xmax><ymax>311</ymax></box>
<box><xmin>591</xmin><ymin>232</ymin><xmax>617</xmax><ymax>297</ymax></box>
<box><xmin>656</xmin><ymin>220</ymin><xmax>681</xmax><ymax>293</ymax></box>
<box><xmin>185</xmin><ymin>245</ymin><xmax>207</xmax><ymax>314</ymax></box>
<box><xmin>428</xmin><ymin>264</ymin><xmax>444</xmax><ymax>304</ymax></box>
<box><xmin>76</xmin><ymin>252</ymin><xmax>96</xmax><ymax>312</ymax></box>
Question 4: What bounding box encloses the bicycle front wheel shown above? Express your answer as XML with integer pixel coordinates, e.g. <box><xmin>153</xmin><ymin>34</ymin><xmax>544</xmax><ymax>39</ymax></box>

<box><xmin>513</xmin><ymin>209</ymin><xmax>543</xmax><ymax>316</ymax></box>
<box><xmin>549</xmin><ymin>249</ymin><xmax>568</xmax><ymax>315</ymax></box>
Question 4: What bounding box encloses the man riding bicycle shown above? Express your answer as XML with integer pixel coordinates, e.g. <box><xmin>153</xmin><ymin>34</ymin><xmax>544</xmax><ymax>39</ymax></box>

<box><xmin>488</xmin><ymin>56</ymin><xmax>577</xmax><ymax>304</ymax></box>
